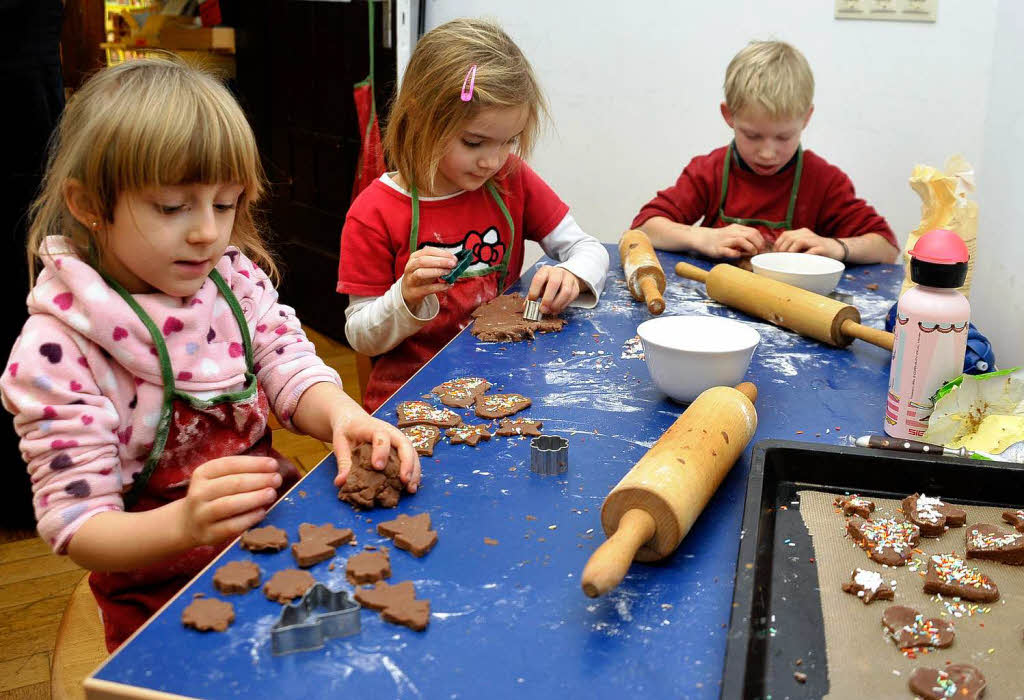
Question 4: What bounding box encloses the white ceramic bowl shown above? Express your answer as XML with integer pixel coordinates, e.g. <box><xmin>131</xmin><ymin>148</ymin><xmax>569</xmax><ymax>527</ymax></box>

<box><xmin>750</xmin><ymin>252</ymin><xmax>845</xmax><ymax>296</ymax></box>
<box><xmin>636</xmin><ymin>315</ymin><xmax>760</xmax><ymax>404</ymax></box>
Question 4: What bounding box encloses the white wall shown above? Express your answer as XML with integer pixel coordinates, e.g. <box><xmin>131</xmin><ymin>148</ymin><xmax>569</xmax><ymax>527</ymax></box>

<box><xmin>973</xmin><ymin>0</ymin><xmax>1024</xmax><ymax>368</ymax></box>
<box><xmin>421</xmin><ymin>0</ymin><xmax>1021</xmax><ymax>366</ymax></box>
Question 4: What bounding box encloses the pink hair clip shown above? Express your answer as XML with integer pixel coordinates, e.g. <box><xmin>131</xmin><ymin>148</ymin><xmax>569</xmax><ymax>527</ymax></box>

<box><xmin>460</xmin><ymin>64</ymin><xmax>478</xmax><ymax>102</ymax></box>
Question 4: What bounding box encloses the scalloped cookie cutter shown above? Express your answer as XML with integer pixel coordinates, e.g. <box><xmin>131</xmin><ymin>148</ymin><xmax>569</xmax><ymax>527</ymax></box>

<box><xmin>530</xmin><ymin>435</ymin><xmax>569</xmax><ymax>475</ymax></box>
<box><xmin>522</xmin><ymin>298</ymin><xmax>542</xmax><ymax>322</ymax></box>
<box><xmin>270</xmin><ymin>583</ymin><xmax>361</xmax><ymax>655</ymax></box>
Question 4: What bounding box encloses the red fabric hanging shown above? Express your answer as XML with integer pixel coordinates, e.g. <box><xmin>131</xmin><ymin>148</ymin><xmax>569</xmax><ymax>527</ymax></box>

<box><xmin>352</xmin><ymin>79</ymin><xmax>386</xmax><ymax>200</ymax></box>
<box><xmin>351</xmin><ymin>4</ymin><xmax>386</xmax><ymax>201</ymax></box>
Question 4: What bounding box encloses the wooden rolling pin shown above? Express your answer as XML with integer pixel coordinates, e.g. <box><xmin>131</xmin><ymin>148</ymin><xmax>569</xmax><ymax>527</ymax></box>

<box><xmin>674</xmin><ymin>261</ymin><xmax>894</xmax><ymax>351</ymax></box>
<box><xmin>619</xmin><ymin>230</ymin><xmax>666</xmax><ymax>315</ymax></box>
<box><xmin>581</xmin><ymin>382</ymin><xmax>758</xmax><ymax>598</ymax></box>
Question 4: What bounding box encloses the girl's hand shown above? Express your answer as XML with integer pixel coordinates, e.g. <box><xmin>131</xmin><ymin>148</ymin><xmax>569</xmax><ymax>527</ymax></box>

<box><xmin>401</xmin><ymin>246</ymin><xmax>457</xmax><ymax>309</ymax></box>
<box><xmin>331</xmin><ymin>411</ymin><xmax>421</xmax><ymax>492</ymax></box>
<box><xmin>774</xmin><ymin>228</ymin><xmax>844</xmax><ymax>258</ymax></box>
<box><xmin>179</xmin><ymin>456</ymin><xmax>283</xmax><ymax>546</ymax></box>
<box><xmin>689</xmin><ymin>224</ymin><xmax>767</xmax><ymax>259</ymax></box>
<box><xmin>527</xmin><ymin>265</ymin><xmax>583</xmax><ymax>314</ymax></box>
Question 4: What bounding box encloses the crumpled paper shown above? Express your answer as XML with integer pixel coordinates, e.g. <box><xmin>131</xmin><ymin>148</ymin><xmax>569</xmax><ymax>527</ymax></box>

<box><xmin>903</xmin><ymin>155</ymin><xmax>978</xmax><ymax>297</ymax></box>
<box><xmin>922</xmin><ymin>367</ymin><xmax>1024</xmax><ymax>453</ymax></box>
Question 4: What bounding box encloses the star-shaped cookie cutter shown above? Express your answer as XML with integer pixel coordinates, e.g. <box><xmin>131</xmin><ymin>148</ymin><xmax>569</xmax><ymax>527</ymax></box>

<box><xmin>530</xmin><ymin>434</ymin><xmax>569</xmax><ymax>475</ymax></box>
<box><xmin>270</xmin><ymin>583</ymin><xmax>361</xmax><ymax>655</ymax></box>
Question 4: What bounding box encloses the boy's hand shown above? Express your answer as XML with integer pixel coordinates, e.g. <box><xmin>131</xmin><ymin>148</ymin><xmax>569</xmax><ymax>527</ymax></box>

<box><xmin>331</xmin><ymin>411</ymin><xmax>421</xmax><ymax>493</ymax></box>
<box><xmin>401</xmin><ymin>246</ymin><xmax>457</xmax><ymax>309</ymax></box>
<box><xmin>690</xmin><ymin>224</ymin><xmax>767</xmax><ymax>259</ymax></box>
<box><xmin>774</xmin><ymin>228</ymin><xmax>845</xmax><ymax>259</ymax></box>
<box><xmin>527</xmin><ymin>265</ymin><xmax>582</xmax><ymax>314</ymax></box>
<box><xmin>179</xmin><ymin>456</ymin><xmax>283</xmax><ymax>546</ymax></box>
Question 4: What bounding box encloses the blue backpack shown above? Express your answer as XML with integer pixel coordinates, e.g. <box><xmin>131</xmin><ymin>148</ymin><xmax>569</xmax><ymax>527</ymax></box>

<box><xmin>885</xmin><ymin>303</ymin><xmax>996</xmax><ymax>374</ymax></box>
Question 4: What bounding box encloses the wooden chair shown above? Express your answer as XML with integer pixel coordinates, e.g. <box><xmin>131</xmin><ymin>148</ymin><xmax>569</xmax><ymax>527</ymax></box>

<box><xmin>51</xmin><ymin>573</ymin><xmax>108</xmax><ymax>700</ymax></box>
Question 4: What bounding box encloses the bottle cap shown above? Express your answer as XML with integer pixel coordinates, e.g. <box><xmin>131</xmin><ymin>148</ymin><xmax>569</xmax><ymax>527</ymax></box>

<box><xmin>909</xmin><ymin>229</ymin><xmax>969</xmax><ymax>288</ymax></box>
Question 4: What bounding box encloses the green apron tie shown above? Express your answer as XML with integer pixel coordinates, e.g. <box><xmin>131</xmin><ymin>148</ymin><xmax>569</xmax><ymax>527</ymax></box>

<box><xmin>105</xmin><ymin>269</ymin><xmax>257</xmax><ymax>506</ymax></box>
<box><xmin>714</xmin><ymin>142</ymin><xmax>803</xmax><ymax>230</ymax></box>
<box><xmin>409</xmin><ymin>180</ymin><xmax>516</xmax><ymax>291</ymax></box>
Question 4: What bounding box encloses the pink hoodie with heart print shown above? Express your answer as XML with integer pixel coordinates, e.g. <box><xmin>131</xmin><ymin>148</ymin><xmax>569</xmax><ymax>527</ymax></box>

<box><xmin>1</xmin><ymin>237</ymin><xmax>341</xmax><ymax>553</ymax></box>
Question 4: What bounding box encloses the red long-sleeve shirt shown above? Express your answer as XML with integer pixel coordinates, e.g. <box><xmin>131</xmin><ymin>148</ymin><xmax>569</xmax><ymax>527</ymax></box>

<box><xmin>631</xmin><ymin>146</ymin><xmax>897</xmax><ymax>248</ymax></box>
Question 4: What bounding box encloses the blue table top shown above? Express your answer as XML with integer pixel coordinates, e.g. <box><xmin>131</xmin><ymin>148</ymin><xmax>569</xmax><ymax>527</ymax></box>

<box><xmin>90</xmin><ymin>247</ymin><xmax>902</xmax><ymax>699</ymax></box>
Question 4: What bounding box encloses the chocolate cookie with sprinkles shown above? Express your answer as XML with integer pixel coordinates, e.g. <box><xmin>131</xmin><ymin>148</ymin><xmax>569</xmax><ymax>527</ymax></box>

<box><xmin>833</xmin><ymin>494</ymin><xmax>874</xmax><ymax>518</ymax></box>
<box><xmin>908</xmin><ymin>664</ymin><xmax>986</xmax><ymax>700</ymax></box>
<box><xmin>841</xmin><ymin>568</ymin><xmax>895</xmax><ymax>604</ymax></box>
<box><xmin>445</xmin><ymin>424</ymin><xmax>493</xmax><ymax>446</ymax></box>
<box><xmin>847</xmin><ymin>516</ymin><xmax>920</xmax><ymax>566</ymax></box>
<box><xmin>475</xmin><ymin>393</ymin><xmax>531</xmax><ymax>419</ymax></box>
<box><xmin>1002</xmin><ymin>508</ymin><xmax>1024</xmax><ymax>533</ymax></box>
<box><xmin>901</xmin><ymin>493</ymin><xmax>967</xmax><ymax>538</ymax></box>
<box><xmin>881</xmin><ymin>605</ymin><xmax>955</xmax><ymax>649</ymax></box>
<box><xmin>396</xmin><ymin>401</ymin><xmax>462</xmax><ymax>428</ymax></box>
<box><xmin>431</xmin><ymin>377</ymin><xmax>491</xmax><ymax>408</ymax></box>
<box><xmin>922</xmin><ymin>553</ymin><xmax>999</xmax><ymax>603</ymax></box>
<box><xmin>965</xmin><ymin>523</ymin><xmax>1024</xmax><ymax>565</ymax></box>
<box><xmin>401</xmin><ymin>425</ymin><xmax>442</xmax><ymax>456</ymax></box>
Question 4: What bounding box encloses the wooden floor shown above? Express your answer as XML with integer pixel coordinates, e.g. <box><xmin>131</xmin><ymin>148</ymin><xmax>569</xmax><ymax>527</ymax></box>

<box><xmin>0</xmin><ymin>326</ymin><xmax>365</xmax><ymax>700</ymax></box>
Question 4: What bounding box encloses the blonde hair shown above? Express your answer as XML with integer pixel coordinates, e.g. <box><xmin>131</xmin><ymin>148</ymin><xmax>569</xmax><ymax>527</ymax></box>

<box><xmin>384</xmin><ymin>18</ymin><xmax>547</xmax><ymax>193</ymax></box>
<box><xmin>27</xmin><ymin>54</ymin><xmax>277</xmax><ymax>285</ymax></box>
<box><xmin>724</xmin><ymin>40</ymin><xmax>814</xmax><ymax>120</ymax></box>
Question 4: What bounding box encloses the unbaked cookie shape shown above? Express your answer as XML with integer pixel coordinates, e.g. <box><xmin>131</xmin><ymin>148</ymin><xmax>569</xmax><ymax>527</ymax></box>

<box><xmin>902</xmin><ymin>493</ymin><xmax>967</xmax><ymax>537</ymax></box>
<box><xmin>475</xmin><ymin>393</ymin><xmax>531</xmax><ymax>419</ymax></box>
<box><xmin>470</xmin><ymin>293</ymin><xmax>565</xmax><ymax>343</ymax></box>
<box><xmin>446</xmin><ymin>423</ymin><xmax>492</xmax><ymax>446</ymax></box>
<box><xmin>432</xmin><ymin>377</ymin><xmax>491</xmax><ymax>408</ymax></box>
<box><xmin>495</xmin><ymin>418</ymin><xmax>543</xmax><ymax>437</ymax></box>
<box><xmin>401</xmin><ymin>424</ymin><xmax>442</xmax><ymax>456</ymax></box>
<box><xmin>396</xmin><ymin>401</ymin><xmax>462</xmax><ymax>428</ymax></box>
<box><xmin>847</xmin><ymin>516</ymin><xmax>920</xmax><ymax>566</ymax></box>
<box><xmin>965</xmin><ymin>523</ymin><xmax>1024</xmax><ymax>565</ymax></box>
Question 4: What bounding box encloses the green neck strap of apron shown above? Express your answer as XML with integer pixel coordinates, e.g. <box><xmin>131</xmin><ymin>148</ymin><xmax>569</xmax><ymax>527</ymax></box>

<box><xmin>409</xmin><ymin>180</ymin><xmax>516</xmax><ymax>291</ymax></box>
<box><xmin>104</xmin><ymin>268</ymin><xmax>255</xmax><ymax>506</ymax></box>
<box><xmin>716</xmin><ymin>142</ymin><xmax>803</xmax><ymax>230</ymax></box>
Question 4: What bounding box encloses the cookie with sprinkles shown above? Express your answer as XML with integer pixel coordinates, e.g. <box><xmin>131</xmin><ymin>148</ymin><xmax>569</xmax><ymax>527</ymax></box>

<box><xmin>1002</xmin><ymin>508</ymin><xmax>1024</xmax><ymax>532</ymax></box>
<box><xmin>495</xmin><ymin>418</ymin><xmax>543</xmax><ymax>437</ymax></box>
<box><xmin>432</xmin><ymin>377</ymin><xmax>491</xmax><ymax>408</ymax></box>
<box><xmin>901</xmin><ymin>493</ymin><xmax>967</xmax><ymax>537</ymax></box>
<box><xmin>833</xmin><ymin>494</ymin><xmax>875</xmax><ymax>518</ymax></box>
<box><xmin>881</xmin><ymin>605</ymin><xmax>955</xmax><ymax>649</ymax></box>
<box><xmin>847</xmin><ymin>516</ymin><xmax>920</xmax><ymax>566</ymax></box>
<box><xmin>908</xmin><ymin>664</ymin><xmax>986</xmax><ymax>700</ymax></box>
<box><xmin>396</xmin><ymin>401</ymin><xmax>462</xmax><ymax>428</ymax></box>
<box><xmin>401</xmin><ymin>424</ymin><xmax>442</xmax><ymax>456</ymax></box>
<box><xmin>840</xmin><ymin>568</ymin><xmax>894</xmax><ymax>604</ymax></box>
<box><xmin>475</xmin><ymin>393</ymin><xmax>531</xmax><ymax>419</ymax></box>
<box><xmin>445</xmin><ymin>424</ymin><xmax>492</xmax><ymax>446</ymax></box>
<box><xmin>922</xmin><ymin>553</ymin><xmax>999</xmax><ymax>603</ymax></box>
<box><xmin>965</xmin><ymin>523</ymin><xmax>1024</xmax><ymax>565</ymax></box>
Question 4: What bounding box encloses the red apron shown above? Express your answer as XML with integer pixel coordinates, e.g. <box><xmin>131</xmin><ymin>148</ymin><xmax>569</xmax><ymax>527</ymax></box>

<box><xmin>363</xmin><ymin>182</ymin><xmax>516</xmax><ymax>412</ymax></box>
<box><xmin>89</xmin><ymin>270</ymin><xmax>298</xmax><ymax>651</ymax></box>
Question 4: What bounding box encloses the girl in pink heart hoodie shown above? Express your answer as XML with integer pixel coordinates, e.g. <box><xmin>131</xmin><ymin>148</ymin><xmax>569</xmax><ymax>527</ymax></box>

<box><xmin>0</xmin><ymin>57</ymin><xmax>420</xmax><ymax>651</ymax></box>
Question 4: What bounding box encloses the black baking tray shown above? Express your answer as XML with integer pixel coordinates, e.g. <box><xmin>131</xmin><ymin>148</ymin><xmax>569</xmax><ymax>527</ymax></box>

<box><xmin>721</xmin><ymin>439</ymin><xmax>1024</xmax><ymax>700</ymax></box>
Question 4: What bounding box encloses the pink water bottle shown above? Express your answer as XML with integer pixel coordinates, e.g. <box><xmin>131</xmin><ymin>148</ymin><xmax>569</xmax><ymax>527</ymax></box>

<box><xmin>885</xmin><ymin>229</ymin><xmax>970</xmax><ymax>438</ymax></box>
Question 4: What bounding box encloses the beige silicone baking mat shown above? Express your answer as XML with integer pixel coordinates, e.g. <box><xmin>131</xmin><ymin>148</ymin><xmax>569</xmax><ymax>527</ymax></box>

<box><xmin>798</xmin><ymin>490</ymin><xmax>1024</xmax><ymax>699</ymax></box>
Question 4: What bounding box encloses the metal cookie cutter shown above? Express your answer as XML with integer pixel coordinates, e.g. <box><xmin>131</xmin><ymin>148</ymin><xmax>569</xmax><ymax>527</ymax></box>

<box><xmin>522</xmin><ymin>298</ymin><xmax>542</xmax><ymax>322</ymax></box>
<box><xmin>530</xmin><ymin>435</ymin><xmax>568</xmax><ymax>475</ymax></box>
<box><xmin>441</xmin><ymin>248</ymin><xmax>475</xmax><ymax>284</ymax></box>
<box><xmin>270</xmin><ymin>583</ymin><xmax>361</xmax><ymax>655</ymax></box>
